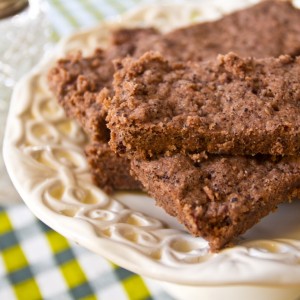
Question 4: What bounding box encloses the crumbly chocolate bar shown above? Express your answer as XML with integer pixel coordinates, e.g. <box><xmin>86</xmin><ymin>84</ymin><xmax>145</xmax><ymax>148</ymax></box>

<box><xmin>131</xmin><ymin>154</ymin><xmax>300</xmax><ymax>251</ymax></box>
<box><xmin>109</xmin><ymin>52</ymin><xmax>300</xmax><ymax>158</ymax></box>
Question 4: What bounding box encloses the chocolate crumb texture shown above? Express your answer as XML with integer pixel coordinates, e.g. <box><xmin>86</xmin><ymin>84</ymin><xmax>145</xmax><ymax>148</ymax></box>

<box><xmin>131</xmin><ymin>154</ymin><xmax>300</xmax><ymax>251</ymax></box>
<box><xmin>85</xmin><ymin>141</ymin><xmax>142</xmax><ymax>193</ymax></box>
<box><xmin>109</xmin><ymin>52</ymin><xmax>300</xmax><ymax>158</ymax></box>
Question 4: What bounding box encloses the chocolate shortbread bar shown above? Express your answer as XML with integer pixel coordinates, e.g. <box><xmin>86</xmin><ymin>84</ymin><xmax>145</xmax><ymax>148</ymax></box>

<box><xmin>109</xmin><ymin>52</ymin><xmax>300</xmax><ymax>158</ymax></box>
<box><xmin>131</xmin><ymin>154</ymin><xmax>300</xmax><ymax>251</ymax></box>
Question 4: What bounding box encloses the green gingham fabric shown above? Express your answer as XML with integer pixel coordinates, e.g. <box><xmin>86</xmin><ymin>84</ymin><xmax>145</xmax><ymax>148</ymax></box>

<box><xmin>0</xmin><ymin>0</ymin><xmax>177</xmax><ymax>299</ymax></box>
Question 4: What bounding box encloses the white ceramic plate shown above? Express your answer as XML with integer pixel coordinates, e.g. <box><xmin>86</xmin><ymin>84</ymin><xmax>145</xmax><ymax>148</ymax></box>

<box><xmin>3</xmin><ymin>1</ymin><xmax>300</xmax><ymax>298</ymax></box>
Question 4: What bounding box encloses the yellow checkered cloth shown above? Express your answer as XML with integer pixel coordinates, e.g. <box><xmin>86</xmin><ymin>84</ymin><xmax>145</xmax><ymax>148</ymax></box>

<box><xmin>0</xmin><ymin>205</ymin><xmax>172</xmax><ymax>299</ymax></box>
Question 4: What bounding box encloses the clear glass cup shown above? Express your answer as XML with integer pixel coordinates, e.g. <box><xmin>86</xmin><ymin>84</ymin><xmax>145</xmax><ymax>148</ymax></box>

<box><xmin>0</xmin><ymin>0</ymin><xmax>52</xmax><ymax>203</ymax></box>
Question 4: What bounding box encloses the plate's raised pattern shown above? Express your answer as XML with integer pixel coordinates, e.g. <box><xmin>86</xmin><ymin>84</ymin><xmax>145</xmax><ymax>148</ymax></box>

<box><xmin>4</xmin><ymin>0</ymin><xmax>300</xmax><ymax>286</ymax></box>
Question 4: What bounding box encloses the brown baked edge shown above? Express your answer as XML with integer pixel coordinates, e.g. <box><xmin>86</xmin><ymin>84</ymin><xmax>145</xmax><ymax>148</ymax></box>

<box><xmin>85</xmin><ymin>141</ymin><xmax>142</xmax><ymax>193</ymax></box>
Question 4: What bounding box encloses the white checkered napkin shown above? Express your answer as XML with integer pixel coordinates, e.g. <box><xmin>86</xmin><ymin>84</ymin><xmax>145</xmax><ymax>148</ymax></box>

<box><xmin>0</xmin><ymin>204</ymin><xmax>173</xmax><ymax>300</ymax></box>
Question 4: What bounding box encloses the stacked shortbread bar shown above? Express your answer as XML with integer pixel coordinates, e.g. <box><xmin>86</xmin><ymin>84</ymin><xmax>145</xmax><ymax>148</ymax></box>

<box><xmin>48</xmin><ymin>1</ymin><xmax>300</xmax><ymax>251</ymax></box>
